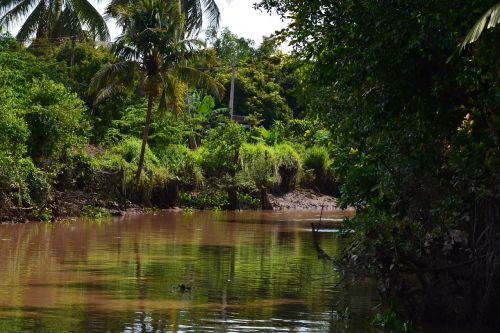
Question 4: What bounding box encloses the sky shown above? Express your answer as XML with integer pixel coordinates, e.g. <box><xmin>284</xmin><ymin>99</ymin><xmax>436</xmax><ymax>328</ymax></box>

<box><xmin>96</xmin><ymin>0</ymin><xmax>288</xmax><ymax>46</ymax></box>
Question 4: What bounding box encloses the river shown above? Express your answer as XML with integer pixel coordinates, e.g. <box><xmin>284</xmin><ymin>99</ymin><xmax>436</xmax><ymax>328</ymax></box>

<box><xmin>0</xmin><ymin>211</ymin><xmax>478</xmax><ymax>332</ymax></box>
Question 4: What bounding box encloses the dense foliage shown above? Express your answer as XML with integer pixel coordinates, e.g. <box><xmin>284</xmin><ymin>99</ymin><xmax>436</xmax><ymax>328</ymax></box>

<box><xmin>5</xmin><ymin>0</ymin><xmax>497</xmax><ymax>329</ymax></box>
<box><xmin>259</xmin><ymin>0</ymin><xmax>500</xmax><ymax>330</ymax></box>
<box><xmin>208</xmin><ymin>28</ymin><xmax>305</xmax><ymax>127</ymax></box>
<box><xmin>0</xmin><ymin>26</ymin><xmax>334</xmax><ymax>219</ymax></box>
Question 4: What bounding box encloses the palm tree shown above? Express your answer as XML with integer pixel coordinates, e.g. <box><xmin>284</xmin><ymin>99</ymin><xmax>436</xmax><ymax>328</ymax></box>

<box><xmin>448</xmin><ymin>2</ymin><xmax>500</xmax><ymax>62</ymax></box>
<box><xmin>89</xmin><ymin>0</ymin><xmax>223</xmax><ymax>180</ymax></box>
<box><xmin>458</xmin><ymin>1</ymin><xmax>499</xmax><ymax>51</ymax></box>
<box><xmin>106</xmin><ymin>0</ymin><xmax>220</xmax><ymax>36</ymax></box>
<box><xmin>0</xmin><ymin>0</ymin><xmax>109</xmax><ymax>42</ymax></box>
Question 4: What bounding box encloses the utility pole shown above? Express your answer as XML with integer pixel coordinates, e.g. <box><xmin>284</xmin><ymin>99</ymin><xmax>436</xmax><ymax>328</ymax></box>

<box><xmin>229</xmin><ymin>60</ymin><xmax>235</xmax><ymax>120</ymax></box>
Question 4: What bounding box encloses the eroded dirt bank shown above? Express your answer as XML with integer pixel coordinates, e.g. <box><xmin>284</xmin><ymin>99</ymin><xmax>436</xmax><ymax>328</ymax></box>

<box><xmin>269</xmin><ymin>189</ymin><xmax>348</xmax><ymax>211</ymax></box>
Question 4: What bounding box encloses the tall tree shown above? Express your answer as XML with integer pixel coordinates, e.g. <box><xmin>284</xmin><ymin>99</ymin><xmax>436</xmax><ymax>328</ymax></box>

<box><xmin>259</xmin><ymin>0</ymin><xmax>500</xmax><ymax>329</ymax></box>
<box><xmin>0</xmin><ymin>0</ymin><xmax>109</xmax><ymax>42</ymax></box>
<box><xmin>89</xmin><ymin>0</ymin><xmax>223</xmax><ymax>180</ymax></box>
<box><xmin>459</xmin><ymin>1</ymin><xmax>500</xmax><ymax>50</ymax></box>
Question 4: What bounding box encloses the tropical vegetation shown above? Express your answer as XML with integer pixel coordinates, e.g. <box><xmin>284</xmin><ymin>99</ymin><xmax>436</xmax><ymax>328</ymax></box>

<box><xmin>259</xmin><ymin>0</ymin><xmax>500</xmax><ymax>330</ymax></box>
<box><xmin>0</xmin><ymin>0</ymin><xmax>499</xmax><ymax>331</ymax></box>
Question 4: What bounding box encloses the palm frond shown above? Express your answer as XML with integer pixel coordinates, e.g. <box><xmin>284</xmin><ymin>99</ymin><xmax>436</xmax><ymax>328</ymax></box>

<box><xmin>201</xmin><ymin>0</ymin><xmax>220</xmax><ymax>29</ymax></box>
<box><xmin>112</xmin><ymin>35</ymin><xmax>142</xmax><ymax>60</ymax></box>
<box><xmin>0</xmin><ymin>0</ymin><xmax>36</xmax><ymax>27</ymax></box>
<box><xmin>110</xmin><ymin>0</ymin><xmax>219</xmax><ymax>36</ymax></box>
<box><xmin>182</xmin><ymin>0</ymin><xmax>202</xmax><ymax>36</ymax></box>
<box><xmin>176</xmin><ymin>66</ymin><xmax>224</xmax><ymax>99</ymax></box>
<box><xmin>158</xmin><ymin>72</ymin><xmax>187</xmax><ymax>116</ymax></box>
<box><xmin>52</xmin><ymin>5</ymin><xmax>84</xmax><ymax>39</ymax></box>
<box><xmin>15</xmin><ymin>0</ymin><xmax>45</xmax><ymax>41</ymax></box>
<box><xmin>70</xmin><ymin>0</ymin><xmax>110</xmax><ymax>40</ymax></box>
<box><xmin>105</xmin><ymin>0</ymin><xmax>129</xmax><ymax>19</ymax></box>
<box><xmin>88</xmin><ymin>60</ymin><xmax>138</xmax><ymax>104</ymax></box>
<box><xmin>92</xmin><ymin>82</ymin><xmax>123</xmax><ymax>104</ymax></box>
<box><xmin>458</xmin><ymin>2</ymin><xmax>500</xmax><ymax>52</ymax></box>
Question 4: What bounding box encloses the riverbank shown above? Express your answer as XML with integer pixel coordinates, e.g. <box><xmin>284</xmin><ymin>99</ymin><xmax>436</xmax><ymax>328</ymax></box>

<box><xmin>269</xmin><ymin>189</ymin><xmax>343</xmax><ymax>211</ymax></box>
<box><xmin>1</xmin><ymin>188</ymin><xmax>345</xmax><ymax>223</ymax></box>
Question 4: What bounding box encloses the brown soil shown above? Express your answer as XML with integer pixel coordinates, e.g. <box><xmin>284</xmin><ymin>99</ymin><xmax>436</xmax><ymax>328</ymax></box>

<box><xmin>269</xmin><ymin>189</ymin><xmax>345</xmax><ymax>211</ymax></box>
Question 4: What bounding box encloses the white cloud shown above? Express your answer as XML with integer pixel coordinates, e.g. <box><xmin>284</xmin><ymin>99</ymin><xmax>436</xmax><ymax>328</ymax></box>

<box><xmin>216</xmin><ymin>0</ymin><xmax>288</xmax><ymax>45</ymax></box>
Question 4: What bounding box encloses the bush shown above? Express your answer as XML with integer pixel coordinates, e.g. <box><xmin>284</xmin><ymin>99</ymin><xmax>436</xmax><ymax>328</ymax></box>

<box><xmin>274</xmin><ymin>143</ymin><xmax>302</xmax><ymax>193</ymax></box>
<box><xmin>238</xmin><ymin>143</ymin><xmax>277</xmax><ymax>189</ymax></box>
<box><xmin>200</xmin><ymin>122</ymin><xmax>248</xmax><ymax>178</ymax></box>
<box><xmin>179</xmin><ymin>188</ymin><xmax>229</xmax><ymax>209</ymax></box>
<box><xmin>86</xmin><ymin>138</ymin><xmax>174</xmax><ymax>205</ymax></box>
<box><xmin>25</xmin><ymin>79</ymin><xmax>90</xmax><ymax>168</ymax></box>
<box><xmin>302</xmin><ymin>145</ymin><xmax>338</xmax><ymax>195</ymax></box>
<box><xmin>156</xmin><ymin>144</ymin><xmax>204</xmax><ymax>190</ymax></box>
<box><xmin>281</xmin><ymin>119</ymin><xmax>325</xmax><ymax>145</ymax></box>
<box><xmin>0</xmin><ymin>155</ymin><xmax>50</xmax><ymax>210</ymax></box>
<box><xmin>0</xmin><ymin>90</ymin><xmax>28</xmax><ymax>156</ymax></box>
<box><xmin>303</xmin><ymin>145</ymin><xmax>331</xmax><ymax>179</ymax></box>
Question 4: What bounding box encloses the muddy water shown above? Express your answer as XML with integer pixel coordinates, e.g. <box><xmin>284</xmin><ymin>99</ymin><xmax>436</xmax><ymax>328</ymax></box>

<box><xmin>0</xmin><ymin>211</ymin><xmax>477</xmax><ymax>332</ymax></box>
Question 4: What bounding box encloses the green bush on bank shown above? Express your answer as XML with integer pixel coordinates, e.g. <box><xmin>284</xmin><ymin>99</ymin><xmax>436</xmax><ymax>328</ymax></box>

<box><xmin>85</xmin><ymin>138</ymin><xmax>173</xmax><ymax>204</ymax></box>
<box><xmin>200</xmin><ymin>122</ymin><xmax>248</xmax><ymax>178</ymax></box>
<box><xmin>302</xmin><ymin>146</ymin><xmax>339</xmax><ymax>195</ymax></box>
<box><xmin>274</xmin><ymin>143</ymin><xmax>302</xmax><ymax>193</ymax></box>
<box><xmin>156</xmin><ymin>144</ymin><xmax>204</xmax><ymax>190</ymax></box>
<box><xmin>0</xmin><ymin>74</ymin><xmax>87</xmax><ymax>213</ymax></box>
<box><xmin>0</xmin><ymin>156</ymin><xmax>50</xmax><ymax>210</ymax></box>
<box><xmin>237</xmin><ymin>142</ymin><xmax>302</xmax><ymax>194</ymax></box>
<box><xmin>239</xmin><ymin>143</ymin><xmax>277</xmax><ymax>189</ymax></box>
<box><xmin>304</xmin><ymin>146</ymin><xmax>331</xmax><ymax>180</ymax></box>
<box><xmin>26</xmin><ymin>79</ymin><xmax>90</xmax><ymax>167</ymax></box>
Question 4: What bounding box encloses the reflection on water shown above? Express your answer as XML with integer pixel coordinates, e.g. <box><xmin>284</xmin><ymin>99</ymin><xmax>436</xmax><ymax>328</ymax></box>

<box><xmin>0</xmin><ymin>210</ymin><xmax>467</xmax><ymax>333</ymax></box>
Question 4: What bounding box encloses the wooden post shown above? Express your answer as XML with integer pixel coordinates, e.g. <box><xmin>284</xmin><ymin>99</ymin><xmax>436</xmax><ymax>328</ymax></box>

<box><xmin>121</xmin><ymin>167</ymin><xmax>126</xmax><ymax>197</ymax></box>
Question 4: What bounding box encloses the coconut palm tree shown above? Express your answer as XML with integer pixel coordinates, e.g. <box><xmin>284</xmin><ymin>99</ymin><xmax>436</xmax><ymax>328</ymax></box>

<box><xmin>89</xmin><ymin>0</ymin><xmax>223</xmax><ymax>180</ymax></box>
<box><xmin>458</xmin><ymin>1</ymin><xmax>499</xmax><ymax>51</ymax></box>
<box><xmin>106</xmin><ymin>0</ymin><xmax>220</xmax><ymax>36</ymax></box>
<box><xmin>0</xmin><ymin>0</ymin><xmax>109</xmax><ymax>42</ymax></box>
<box><xmin>448</xmin><ymin>2</ymin><xmax>500</xmax><ymax>62</ymax></box>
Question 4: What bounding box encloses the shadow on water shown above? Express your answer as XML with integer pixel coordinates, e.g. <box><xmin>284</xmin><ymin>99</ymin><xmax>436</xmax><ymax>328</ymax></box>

<box><xmin>0</xmin><ymin>210</ymin><xmax>479</xmax><ymax>332</ymax></box>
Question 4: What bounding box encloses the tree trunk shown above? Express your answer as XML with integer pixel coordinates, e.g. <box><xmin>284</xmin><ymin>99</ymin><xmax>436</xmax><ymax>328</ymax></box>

<box><xmin>136</xmin><ymin>93</ymin><xmax>155</xmax><ymax>181</ymax></box>
<box><xmin>136</xmin><ymin>71</ymin><xmax>145</xmax><ymax>97</ymax></box>
<box><xmin>260</xmin><ymin>186</ymin><xmax>273</xmax><ymax>210</ymax></box>
<box><xmin>188</xmin><ymin>134</ymin><xmax>198</xmax><ymax>149</ymax></box>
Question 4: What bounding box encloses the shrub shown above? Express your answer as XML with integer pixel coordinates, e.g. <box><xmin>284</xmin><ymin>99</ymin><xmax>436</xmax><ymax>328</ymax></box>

<box><xmin>25</xmin><ymin>79</ymin><xmax>90</xmax><ymax>168</ymax></box>
<box><xmin>86</xmin><ymin>138</ymin><xmax>174</xmax><ymax>205</ymax></box>
<box><xmin>156</xmin><ymin>144</ymin><xmax>204</xmax><ymax>189</ymax></box>
<box><xmin>200</xmin><ymin>122</ymin><xmax>248</xmax><ymax>178</ymax></box>
<box><xmin>282</xmin><ymin>118</ymin><xmax>322</xmax><ymax>145</ymax></box>
<box><xmin>274</xmin><ymin>143</ymin><xmax>302</xmax><ymax>193</ymax></box>
<box><xmin>0</xmin><ymin>155</ymin><xmax>50</xmax><ymax>211</ymax></box>
<box><xmin>179</xmin><ymin>188</ymin><xmax>229</xmax><ymax>209</ymax></box>
<box><xmin>0</xmin><ymin>90</ymin><xmax>28</xmax><ymax>156</ymax></box>
<box><xmin>302</xmin><ymin>145</ymin><xmax>339</xmax><ymax>195</ymax></box>
<box><xmin>238</xmin><ymin>143</ymin><xmax>277</xmax><ymax>189</ymax></box>
<box><xmin>111</xmin><ymin>137</ymin><xmax>159</xmax><ymax>166</ymax></box>
<box><xmin>303</xmin><ymin>145</ymin><xmax>331</xmax><ymax>180</ymax></box>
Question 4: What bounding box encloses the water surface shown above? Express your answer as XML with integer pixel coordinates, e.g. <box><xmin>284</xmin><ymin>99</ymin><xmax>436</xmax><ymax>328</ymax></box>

<box><xmin>0</xmin><ymin>211</ymin><xmax>477</xmax><ymax>332</ymax></box>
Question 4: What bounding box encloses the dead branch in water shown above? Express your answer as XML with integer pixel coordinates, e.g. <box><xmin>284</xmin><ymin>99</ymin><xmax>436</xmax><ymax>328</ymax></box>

<box><xmin>312</xmin><ymin>203</ymin><xmax>332</xmax><ymax>260</ymax></box>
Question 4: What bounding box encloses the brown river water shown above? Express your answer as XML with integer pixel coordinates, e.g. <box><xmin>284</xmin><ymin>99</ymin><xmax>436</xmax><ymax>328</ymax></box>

<box><xmin>0</xmin><ymin>211</ymin><xmax>480</xmax><ymax>332</ymax></box>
